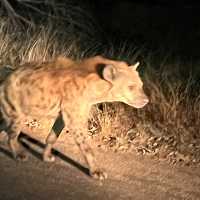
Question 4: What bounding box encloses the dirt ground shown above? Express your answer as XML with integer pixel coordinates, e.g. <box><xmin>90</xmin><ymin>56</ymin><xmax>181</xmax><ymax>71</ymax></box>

<box><xmin>0</xmin><ymin>131</ymin><xmax>200</xmax><ymax>200</ymax></box>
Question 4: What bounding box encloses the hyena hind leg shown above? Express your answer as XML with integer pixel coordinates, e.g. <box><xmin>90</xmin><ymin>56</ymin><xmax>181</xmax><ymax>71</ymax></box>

<box><xmin>43</xmin><ymin>129</ymin><xmax>58</xmax><ymax>162</ymax></box>
<box><xmin>43</xmin><ymin>114</ymin><xmax>64</xmax><ymax>162</ymax></box>
<box><xmin>8</xmin><ymin>120</ymin><xmax>28</xmax><ymax>161</ymax></box>
<box><xmin>0</xmin><ymin>130</ymin><xmax>8</xmax><ymax>144</ymax></box>
<box><xmin>0</xmin><ymin>120</ymin><xmax>9</xmax><ymax>144</ymax></box>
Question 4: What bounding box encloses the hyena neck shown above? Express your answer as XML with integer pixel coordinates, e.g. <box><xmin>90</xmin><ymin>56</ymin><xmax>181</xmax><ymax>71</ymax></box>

<box><xmin>88</xmin><ymin>79</ymin><xmax>117</xmax><ymax>105</ymax></box>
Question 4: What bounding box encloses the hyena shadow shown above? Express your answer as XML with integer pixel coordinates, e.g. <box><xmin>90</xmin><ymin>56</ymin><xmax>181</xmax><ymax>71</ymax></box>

<box><xmin>0</xmin><ymin>115</ymin><xmax>90</xmax><ymax>176</ymax></box>
<box><xmin>20</xmin><ymin>133</ymin><xmax>90</xmax><ymax>176</ymax></box>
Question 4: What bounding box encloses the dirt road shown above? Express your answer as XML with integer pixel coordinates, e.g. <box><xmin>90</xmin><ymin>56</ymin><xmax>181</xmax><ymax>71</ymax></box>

<box><xmin>0</xmin><ymin>133</ymin><xmax>200</xmax><ymax>200</ymax></box>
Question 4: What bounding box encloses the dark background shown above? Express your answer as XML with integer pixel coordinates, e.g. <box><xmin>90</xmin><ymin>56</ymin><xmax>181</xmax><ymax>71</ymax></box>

<box><xmin>90</xmin><ymin>0</ymin><xmax>200</xmax><ymax>62</ymax></box>
<box><xmin>1</xmin><ymin>0</ymin><xmax>200</xmax><ymax>62</ymax></box>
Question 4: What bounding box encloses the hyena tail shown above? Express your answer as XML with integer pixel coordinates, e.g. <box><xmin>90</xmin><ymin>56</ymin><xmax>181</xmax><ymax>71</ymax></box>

<box><xmin>0</xmin><ymin>66</ymin><xmax>15</xmax><ymax>127</ymax></box>
<box><xmin>0</xmin><ymin>86</ymin><xmax>8</xmax><ymax>143</ymax></box>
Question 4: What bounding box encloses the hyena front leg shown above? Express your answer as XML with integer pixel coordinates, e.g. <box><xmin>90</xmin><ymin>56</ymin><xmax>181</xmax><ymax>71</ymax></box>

<box><xmin>7</xmin><ymin>120</ymin><xmax>28</xmax><ymax>161</ymax></box>
<box><xmin>63</xmin><ymin>114</ymin><xmax>107</xmax><ymax>180</ymax></box>
<box><xmin>43</xmin><ymin>114</ymin><xmax>64</xmax><ymax>162</ymax></box>
<box><xmin>73</xmin><ymin>127</ymin><xmax>107</xmax><ymax>180</ymax></box>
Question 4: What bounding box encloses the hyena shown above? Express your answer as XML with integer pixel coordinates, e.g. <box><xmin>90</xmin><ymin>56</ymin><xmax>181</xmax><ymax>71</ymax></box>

<box><xmin>0</xmin><ymin>56</ymin><xmax>148</xmax><ymax>179</ymax></box>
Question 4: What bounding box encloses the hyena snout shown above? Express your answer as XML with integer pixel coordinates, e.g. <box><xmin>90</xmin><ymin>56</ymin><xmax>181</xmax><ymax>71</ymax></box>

<box><xmin>132</xmin><ymin>90</ymin><xmax>149</xmax><ymax>108</ymax></box>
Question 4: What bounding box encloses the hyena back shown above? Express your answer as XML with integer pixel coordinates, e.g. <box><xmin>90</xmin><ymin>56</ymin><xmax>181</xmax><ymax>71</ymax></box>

<box><xmin>0</xmin><ymin>56</ymin><xmax>148</xmax><ymax>179</ymax></box>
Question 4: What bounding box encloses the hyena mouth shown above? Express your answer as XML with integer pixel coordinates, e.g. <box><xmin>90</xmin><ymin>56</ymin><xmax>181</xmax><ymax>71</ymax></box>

<box><xmin>129</xmin><ymin>98</ymin><xmax>149</xmax><ymax>108</ymax></box>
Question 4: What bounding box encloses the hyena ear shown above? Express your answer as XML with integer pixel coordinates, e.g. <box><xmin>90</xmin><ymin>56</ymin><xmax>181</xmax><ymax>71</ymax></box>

<box><xmin>102</xmin><ymin>64</ymin><xmax>118</xmax><ymax>83</ymax></box>
<box><xmin>130</xmin><ymin>62</ymin><xmax>140</xmax><ymax>70</ymax></box>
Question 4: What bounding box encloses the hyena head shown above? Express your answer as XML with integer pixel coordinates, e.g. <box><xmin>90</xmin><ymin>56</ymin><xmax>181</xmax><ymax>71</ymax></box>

<box><xmin>100</xmin><ymin>61</ymin><xmax>149</xmax><ymax>108</ymax></box>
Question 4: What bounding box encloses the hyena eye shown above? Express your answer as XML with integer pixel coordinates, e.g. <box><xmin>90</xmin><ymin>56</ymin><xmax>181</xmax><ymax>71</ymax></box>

<box><xmin>128</xmin><ymin>85</ymin><xmax>136</xmax><ymax>91</ymax></box>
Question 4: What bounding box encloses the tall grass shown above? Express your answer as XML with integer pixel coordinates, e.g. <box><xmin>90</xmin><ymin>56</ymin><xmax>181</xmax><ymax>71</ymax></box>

<box><xmin>0</xmin><ymin>0</ymin><xmax>104</xmax><ymax>66</ymax></box>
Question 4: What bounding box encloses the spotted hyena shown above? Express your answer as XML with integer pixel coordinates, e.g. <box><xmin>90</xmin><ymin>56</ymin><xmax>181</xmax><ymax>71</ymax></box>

<box><xmin>0</xmin><ymin>56</ymin><xmax>148</xmax><ymax>179</ymax></box>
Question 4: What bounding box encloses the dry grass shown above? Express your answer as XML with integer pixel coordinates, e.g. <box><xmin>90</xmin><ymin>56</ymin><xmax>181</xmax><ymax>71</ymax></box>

<box><xmin>89</xmin><ymin>64</ymin><xmax>200</xmax><ymax>166</ymax></box>
<box><xmin>0</xmin><ymin>0</ymin><xmax>103</xmax><ymax>66</ymax></box>
<box><xmin>0</xmin><ymin>5</ymin><xmax>200</xmax><ymax>166</ymax></box>
<box><xmin>0</xmin><ymin>18</ymin><xmax>96</xmax><ymax>67</ymax></box>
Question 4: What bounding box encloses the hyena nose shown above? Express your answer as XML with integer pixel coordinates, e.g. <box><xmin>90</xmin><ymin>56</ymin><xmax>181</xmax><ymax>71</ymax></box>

<box><xmin>141</xmin><ymin>95</ymin><xmax>149</xmax><ymax>105</ymax></box>
<box><xmin>143</xmin><ymin>97</ymin><xmax>149</xmax><ymax>104</ymax></box>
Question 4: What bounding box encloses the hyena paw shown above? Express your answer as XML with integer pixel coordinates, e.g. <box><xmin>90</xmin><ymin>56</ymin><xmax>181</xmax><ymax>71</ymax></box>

<box><xmin>0</xmin><ymin>131</ymin><xmax>8</xmax><ymax>144</ymax></box>
<box><xmin>12</xmin><ymin>150</ymin><xmax>28</xmax><ymax>162</ymax></box>
<box><xmin>16</xmin><ymin>152</ymin><xmax>28</xmax><ymax>161</ymax></box>
<box><xmin>43</xmin><ymin>154</ymin><xmax>55</xmax><ymax>162</ymax></box>
<box><xmin>91</xmin><ymin>168</ymin><xmax>108</xmax><ymax>180</ymax></box>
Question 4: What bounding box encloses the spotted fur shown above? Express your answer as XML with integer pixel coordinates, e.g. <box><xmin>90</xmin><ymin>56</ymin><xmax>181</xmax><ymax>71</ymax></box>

<box><xmin>0</xmin><ymin>56</ymin><xmax>148</xmax><ymax>179</ymax></box>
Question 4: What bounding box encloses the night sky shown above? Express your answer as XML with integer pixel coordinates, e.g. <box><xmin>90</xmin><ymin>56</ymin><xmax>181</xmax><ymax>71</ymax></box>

<box><xmin>90</xmin><ymin>0</ymin><xmax>200</xmax><ymax>61</ymax></box>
